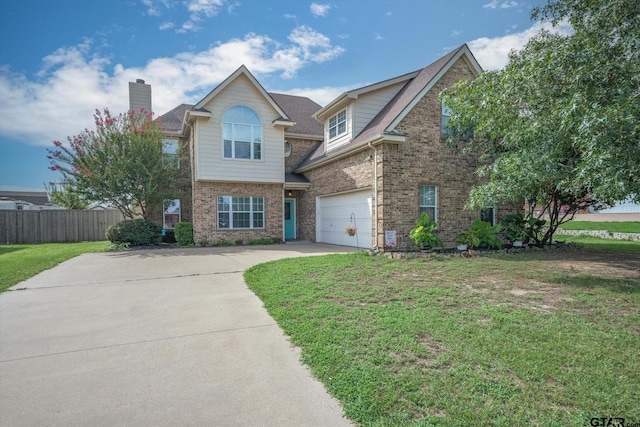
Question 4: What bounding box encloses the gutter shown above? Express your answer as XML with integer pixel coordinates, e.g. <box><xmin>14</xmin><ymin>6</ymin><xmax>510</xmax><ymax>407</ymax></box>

<box><xmin>296</xmin><ymin>133</ymin><xmax>404</xmax><ymax>173</ymax></box>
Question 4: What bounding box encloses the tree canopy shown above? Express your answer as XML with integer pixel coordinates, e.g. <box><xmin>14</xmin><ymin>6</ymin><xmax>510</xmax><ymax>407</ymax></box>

<box><xmin>441</xmin><ymin>0</ymin><xmax>639</xmax><ymax>244</ymax></box>
<box><xmin>47</xmin><ymin>108</ymin><xmax>180</xmax><ymax>219</ymax></box>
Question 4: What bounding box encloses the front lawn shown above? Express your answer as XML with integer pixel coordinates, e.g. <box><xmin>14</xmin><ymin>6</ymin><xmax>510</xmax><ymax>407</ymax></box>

<box><xmin>0</xmin><ymin>241</ymin><xmax>110</xmax><ymax>293</ymax></box>
<box><xmin>559</xmin><ymin>235</ymin><xmax>640</xmax><ymax>252</ymax></box>
<box><xmin>559</xmin><ymin>221</ymin><xmax>640</xmax><ymax>233</ymax></box>
<box><xmin>245</xmin><ymin>247</ymin><xmax>640</xmax><ymax>426</ymax></box>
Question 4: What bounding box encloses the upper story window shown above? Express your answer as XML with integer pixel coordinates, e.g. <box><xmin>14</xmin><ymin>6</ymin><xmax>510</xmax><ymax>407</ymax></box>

<box><xmin>328</xmin><ymin>109</ymin><xmax>347</xmax><ymax>140</ymax></box>
<box><xmin>223</xmin><ymin>106</ymin><xmax>262</xmax><ymax>160</ymax></box>
<box><xmin>441</xmin><ymin>101</ymin><xmax>452</xmax><ymax>135</ymax></box>
<box><xmin>284</xmin><ymin>140</ymin><xmax>292</xmax><ymax>158</ymax></box>
<box><xmin>162</xmin><ymin>139</ymin><xmax>179</xmax><ymax>169</ymax></box>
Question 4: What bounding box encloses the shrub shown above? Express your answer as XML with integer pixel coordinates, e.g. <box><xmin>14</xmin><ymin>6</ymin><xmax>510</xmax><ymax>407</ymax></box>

<box><xmin>173</xmin><ymin>222</ymin><xmax>194</xmax><ymax>247</ymax></box>
<box><xmin>106</xmin><ymin>219</ymin><xmax>162</xmax><ymax>246</ymax></box>
<box><xmin>409</xmin><ymin>213</ymin><xmax>443</xmax><ymax>249</ymax></box>
<box><xmin>248</xmin><ymin>238</ymin><xmax>275</xmax><ymax>245</ymax></box>
<box><xmin>210</xmin><ymin>239</ymin><xmax>234</xmax><ymax>247</ymax></box>
<box><xmin>469</xmin><ymin>218</ymin><xmax>502</xmax><ymax>249</ymax></box>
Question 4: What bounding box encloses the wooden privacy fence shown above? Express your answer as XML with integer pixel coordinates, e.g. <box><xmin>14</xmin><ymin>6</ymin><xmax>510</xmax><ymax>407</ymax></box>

<box><xmin>0</xmin><ymin>210</ymin><xmax>125</xmax><ymax>244</ymax></box>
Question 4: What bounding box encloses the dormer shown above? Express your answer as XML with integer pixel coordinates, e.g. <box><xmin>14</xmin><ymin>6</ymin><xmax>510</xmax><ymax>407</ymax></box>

<box><xmin>313</xmin><ymin>70</ymin><xmax>419</xmax><ymax>152</ymax></box>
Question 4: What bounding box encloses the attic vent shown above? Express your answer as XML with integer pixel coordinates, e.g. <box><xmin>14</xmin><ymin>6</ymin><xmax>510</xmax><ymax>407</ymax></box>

<box><xmin>136</xmin><ymin>79</ymin><xmax>145</xmax><ymax>84</ymax></box>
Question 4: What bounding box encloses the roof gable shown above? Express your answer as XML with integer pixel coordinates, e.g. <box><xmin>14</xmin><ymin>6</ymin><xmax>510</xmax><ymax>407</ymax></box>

<box><xmin>350</xmin><ymin>44</ymin><xmax>480</xmax><ymax>146</ymax></box>
<box><xmin>296</xmin><ymin>44</ymin><xmax>482</xmax><ymax>171</ymax></box>
<box><xmin>193</xmin><ymin>65</ymin><xmax>291</xmax><ymax>121</ymax></box>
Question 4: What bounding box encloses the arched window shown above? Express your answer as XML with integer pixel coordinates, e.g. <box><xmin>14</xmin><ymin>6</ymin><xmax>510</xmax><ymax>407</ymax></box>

<box><xmin>223</xmin><ymin>106</ymin><xmax>262</xmax><ymax>160</ymax></box>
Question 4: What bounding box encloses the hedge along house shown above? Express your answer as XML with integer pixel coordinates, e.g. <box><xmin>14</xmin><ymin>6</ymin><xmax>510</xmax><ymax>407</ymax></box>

<box><xmin>147</xmin><ymin>44</ymin><xmax>518</xmax><ymax>249</ymax></box>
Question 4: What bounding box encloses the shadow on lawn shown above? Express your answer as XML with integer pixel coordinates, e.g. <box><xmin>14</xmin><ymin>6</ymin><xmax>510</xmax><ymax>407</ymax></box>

<box><xmin>548</xmin><ymin>274</ymin><xmax>640</xmax><ymax>294</ymax></box>
<box><xmin>0</xmin><ymin>247</ymin><xmax>26</xmax><ymax>256</ymax></box>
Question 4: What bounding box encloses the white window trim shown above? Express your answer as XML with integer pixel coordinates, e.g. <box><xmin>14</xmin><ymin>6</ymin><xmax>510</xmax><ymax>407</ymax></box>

<box><xmin>163</xmin><ymin>199</ymin><xmax>181</xmax><ymax>229</ymax></box>
<box><xmin>419</xmin><ymin>185</ymin><xmax>438</xmax><ymax>222</ymax></box>
<box><xmin>162</xmin><ymin>138</ymin><xmax>180</xmax><ymax>169</ymax></box>
<box><xmin>222</xmin><ymin>106</ymin><xmax>263</xmax><ymax>161</ymax></box>
<box><xmin>218</xmin><ymin>196</ymin><xmax>265</xmax><ymax>229</ymax></box>
<box><xmin>327</xmin><ymin>109</ymin><xmax>347</xmax><ymax>142</ymax></box>
<box><xmin>481</xmin><ymin>205</ymin><xmax>497</xmax><ymax>226</ymax></box>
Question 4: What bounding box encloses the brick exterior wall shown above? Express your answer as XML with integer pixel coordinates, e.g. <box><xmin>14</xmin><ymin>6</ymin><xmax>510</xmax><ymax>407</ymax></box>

<box><xmin>297</xmin><ymin>149</ymin><xmax>375</xmax><ymax>244</ymax></box>
<box><xmin>148</xmin><ymin>138</ymin><xmax>193</xmax><ymax>228</ymax></box>
<box><xmin>296</xmin><ymin>57</ymin><xmax>521</xmax><ymax>250</ymax></box>
<box><xmin>285</xmin><ymin>137</ymin><xmax>320</xmax><ymax>172</ymax></box>
<box><xmin>378</xmin><ymin>57</ymin><xmax>519</xmax><ymax>248</ymax></box>
<box><xmin>192</xmin><ymin>181</ymin><xmax>282</xmax><ymax>244</ymax></box>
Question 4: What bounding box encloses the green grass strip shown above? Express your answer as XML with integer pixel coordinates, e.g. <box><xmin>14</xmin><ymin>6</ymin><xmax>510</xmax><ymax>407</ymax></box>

<box><xmin>559</xmin><ymin>221</ymin><xmax>640</xmax><ymax>233</ymax></box>
<box><xmin>0</xmin><ymin>241</ymin><xmax>110</xmax><ymax>292</ymax></box>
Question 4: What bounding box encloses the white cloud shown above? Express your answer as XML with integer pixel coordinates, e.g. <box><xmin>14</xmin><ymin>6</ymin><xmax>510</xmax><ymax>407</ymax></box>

<box><xmin>468</xmin><ymin>21</ymin><xmax>572</xmax><ymax>70</ymax></box>
<box><xmin>284</xmin><ymin>13</ymin><xmax>296</xmax><ymax>20</ymax></box>
<box><xmin>483</xmin><ymin>0</ymin><xmax>519</xmax><ymax>9</ymax></box>
<box><xmin>0</xmin><ymin>27</ymin><xmax>345</xmax><ymax>147</ymax></box>
<box><xmin>451</xmin><ymin>29</ymin><xmax>462</xmax><ymax>37</ymax></box>
<box><xmin>186</xmin><ymin>0</ymin><xmax>225</xmax><ymax>20</ymax></box>
<box><xmin>284</xmin><ymin>84</ymin><xmax>361</xmax><ymax>106</ymax></box>
<box><xmin>159</xmin><ymin>22</ymin><xmax>174</xmax><ymax>30</ymax></box>
<box><xmin>310</xmin><ymin>3</ymin><xmax>331</xmax><ymax>17</ymax></box>
<box><xmin>374</xmin><ymin>33</ymin><xmax>384</xmax><ymax>41</ymax></box>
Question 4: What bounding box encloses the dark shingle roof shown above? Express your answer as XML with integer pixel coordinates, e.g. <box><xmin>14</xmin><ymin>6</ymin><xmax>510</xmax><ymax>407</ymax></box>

<box><xmin>156</xmin><ymin>104</ymin><xmax>192</xmax><ymax>134</ymax></box>
<box><xmin>285</xmin><ymin>172</ymin><xmax>310</xmax><ymax>183</ymax></box>
<box><xmin>296</xmin><ymin>45</ymin><xmax>471</xmax><ymax>169</ymax></box>
<box><xmin>157</xmin><ymin>94</ymin><xmax>323</xmax><ymax>138</ymax></box>
<box><xmin>269</xmin><ymin>93</ymin><xmax>323</xmax><ymax>137</ymax></box>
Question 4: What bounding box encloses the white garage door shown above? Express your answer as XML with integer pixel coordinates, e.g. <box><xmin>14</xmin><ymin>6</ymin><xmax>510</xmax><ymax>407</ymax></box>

<box><xmin>317</xmin><ymin>189</ymin><xmax>372</xmax><ymax>248</ymax></box>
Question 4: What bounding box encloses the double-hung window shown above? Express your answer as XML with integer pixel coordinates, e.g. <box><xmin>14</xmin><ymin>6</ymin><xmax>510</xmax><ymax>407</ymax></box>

<box><xmin>163</xmin><ymin>199</ymin><xmax>181</xmax><ymax>229</ymax></box>
<box><xmin>218</xmin><ymin>196</ymin><xmax>264</xmax><ymax>229</ymax></box>
<box><xmin>223</xmin><ymin>106</ymin><xmax>262</xmax><ymax>160</ymax></box>
<box><xmin>481</xmin><ymin>205</ymin><xmax>496</xmax><ymax>226</ymax></box>
<box><xmin>419</xmin><ymin>185</ymin><xmax>438</xmax><ymax>222</ymax></box>
<box><xmin>328</xmin><ymin>109</ymin><xmax>347</xmax><ymax>140</ymax></box>
<box><xmin>162</xmin><ymin>139</ymin><xmax>180</xmax><ymax>169</ymax></box>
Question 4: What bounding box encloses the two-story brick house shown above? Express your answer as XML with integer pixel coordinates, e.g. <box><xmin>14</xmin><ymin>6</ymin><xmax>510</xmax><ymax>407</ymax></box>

<box><xmin>147</xmin><ymin>44</ymin><xmax>515</xmax><ymax>249</ymax></box>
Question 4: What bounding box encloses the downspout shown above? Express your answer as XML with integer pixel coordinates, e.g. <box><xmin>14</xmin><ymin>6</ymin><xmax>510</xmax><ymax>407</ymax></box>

<box><xmin>368</xmin><ymin>142</ymin><xmax>378</xmax><ymax>250</ymax></box>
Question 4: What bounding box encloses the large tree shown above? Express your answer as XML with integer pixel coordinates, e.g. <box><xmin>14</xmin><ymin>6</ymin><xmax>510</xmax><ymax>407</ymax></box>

<box><xmin>441</xmin><ymin>0</ymin><xmax>639</xmax><ymax>245</ymax></box>
<box><xmin>47</xmin><ymin>108</ymin><xmax>180</xmax><ymax>219</ymax></box>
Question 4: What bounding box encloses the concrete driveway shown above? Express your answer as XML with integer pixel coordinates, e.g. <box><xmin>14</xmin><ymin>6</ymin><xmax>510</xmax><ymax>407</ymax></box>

<box><xmin>0</xmin><ymin>242</ymin><xmax>355</xmax><ymax>426</ymax></box>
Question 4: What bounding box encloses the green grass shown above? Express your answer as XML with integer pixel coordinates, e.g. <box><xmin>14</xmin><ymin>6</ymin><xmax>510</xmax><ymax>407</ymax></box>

<box><xmin>0</xmin><ymin>241</ymin><xmax>110</xmax><ymax>292</ymax></box>
<box><xmin>559</xmin><ymin>235</ymin><xmax>640</xmax><ymax>252</ymax></box>
<box><xmin>559</xmin><ymin>221</ymin><xmax>640</xmax><ymax>233</ymax></box>
<box><xmin>245</xmin><ymin>247</ymin><xmax>640</xmax><ymax>426</ymax></box>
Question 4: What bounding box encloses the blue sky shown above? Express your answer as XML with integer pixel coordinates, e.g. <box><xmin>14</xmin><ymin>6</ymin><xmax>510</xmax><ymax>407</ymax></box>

<box><xmin>0</xmin><ymin>0</ymin><xmax>567</xmax><ymax>192</ymax></box>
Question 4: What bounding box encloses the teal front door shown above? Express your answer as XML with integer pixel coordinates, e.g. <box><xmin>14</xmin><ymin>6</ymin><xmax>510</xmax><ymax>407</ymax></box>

<box><xmin>284</xmin><ymin>199</ymin><xmax>296</xmax><ymax>240</ymax></box>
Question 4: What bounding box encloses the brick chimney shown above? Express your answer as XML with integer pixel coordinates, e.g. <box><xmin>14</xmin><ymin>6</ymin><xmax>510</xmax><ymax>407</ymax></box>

<box><xmin>128</xmin><ymin>79</ymin><xmax>152</xmax><ymax>114</ymax></box>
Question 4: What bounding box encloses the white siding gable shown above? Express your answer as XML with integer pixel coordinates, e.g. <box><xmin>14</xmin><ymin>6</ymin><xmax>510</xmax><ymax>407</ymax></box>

<box><xmin>194</xmin><ymin>74</ymin><xmax>285</xmax><ymax>183</ymax></box>
<box><xmin>325</xmin><ymin>81</ymin><xmax>406</xmax><ymax>153</ymax></box>
<box><xmin>352</xmin><ymin>81</ymin><xmax>406</xmax><ymax>137</ymax></box>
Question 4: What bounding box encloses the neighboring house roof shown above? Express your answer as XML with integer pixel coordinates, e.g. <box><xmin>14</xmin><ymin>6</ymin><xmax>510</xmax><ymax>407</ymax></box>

<box><xmin>157</xmin><ymin>104</ymin><xmax>193</xmax><ymax>135</ymax></box>
<box><xmin>0</xmin><ymin>191</ymin><xmax>49</xmax><ymax>206</ymax></box>
<box><xmin>296</xmin><ymin>44</ymin><xmax>482</xmax><ymax>171</ymax></box>
<box><xmin>269</xmin><ymin>93</ymin><xmax>323</xmax><ymax>138</ymax></box>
